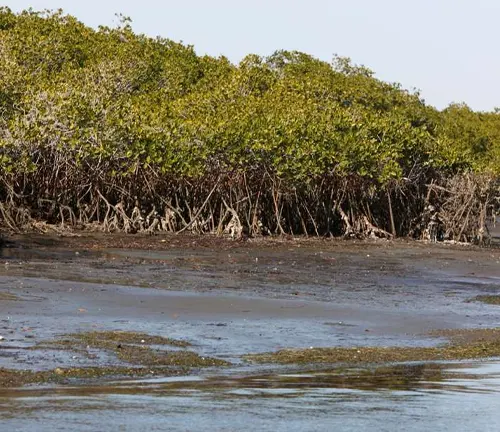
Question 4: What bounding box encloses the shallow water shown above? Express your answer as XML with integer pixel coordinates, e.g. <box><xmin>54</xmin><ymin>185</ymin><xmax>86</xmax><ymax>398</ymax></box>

<box><xmin>1</xmin><ymin>361</ymin><xmax>500</xmax><ymax>431</ymax></box>
<box><xmin>0</xmin><ymin>235</ymin><xmax>500</xmax><ymax>430</ymax></box>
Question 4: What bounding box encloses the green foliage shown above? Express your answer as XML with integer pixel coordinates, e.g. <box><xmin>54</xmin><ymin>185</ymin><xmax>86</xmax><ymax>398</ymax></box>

<box><xmin>435</xmin><ymin>103</ymin><xmax>500</xmax><ymax>173</ymax></box>
<box><xmin>0</xmin><ymin>8</ymin><xmax>498</xmax><ymax>212</ymax></box>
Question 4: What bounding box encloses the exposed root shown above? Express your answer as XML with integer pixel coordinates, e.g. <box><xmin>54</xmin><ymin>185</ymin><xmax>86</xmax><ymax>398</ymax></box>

<box><xmin>0</xmin><ymin>174</ymin><xmax>498</xmax><ymax>243</ymax></box>
<box><xmin>424</xmin><ymin>174</ymin><xmax>497</xmax><ymax>244</ymax></box>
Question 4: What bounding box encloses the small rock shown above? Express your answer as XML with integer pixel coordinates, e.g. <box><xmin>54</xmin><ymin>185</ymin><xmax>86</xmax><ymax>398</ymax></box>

<box><xmin>54</xmin><ymin>368</ymin><xmax>64</xmax><ymax>375</ymax></box>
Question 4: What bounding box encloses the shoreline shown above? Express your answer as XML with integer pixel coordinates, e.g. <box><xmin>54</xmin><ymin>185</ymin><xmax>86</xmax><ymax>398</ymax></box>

<box><xmin>0</xmin><ymin>231</ymin><xmax>499</xmax><ymax>388</ymax></box>
<box><xmin>2</xmin><ymin>228</ymin><xmax>499</xmax><ymax>250</ymax></box>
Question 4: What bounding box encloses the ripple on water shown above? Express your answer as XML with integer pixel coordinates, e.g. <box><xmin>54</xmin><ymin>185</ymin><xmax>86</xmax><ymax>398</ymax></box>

<box><xmin>1</xmin><ymin>362</ymin><xmax>500</xmax><ymax>431</ymax></box>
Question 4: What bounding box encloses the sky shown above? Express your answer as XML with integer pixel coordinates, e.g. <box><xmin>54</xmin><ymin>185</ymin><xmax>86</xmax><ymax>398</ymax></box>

<box><xmin>6</xmin><ymin>0</ymin><xmax>500</xmax><ymax>111</ymax></box>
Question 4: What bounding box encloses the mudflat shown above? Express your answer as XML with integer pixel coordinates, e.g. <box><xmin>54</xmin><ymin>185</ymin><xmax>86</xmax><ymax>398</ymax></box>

<box><xmin>0</xmin><ymin>234</ymin><xmax>500</xmax><ymax>431</ymax></box>
<box><xmin>0</xmin><ymin>234</ymin><xmax>499</xmax><ymax>376</ymax></box>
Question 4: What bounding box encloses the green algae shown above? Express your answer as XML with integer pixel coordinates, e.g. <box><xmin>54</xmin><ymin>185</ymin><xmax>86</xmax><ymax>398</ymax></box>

<box><xmin>468</xmin><ymin>295</ymin><xmax>500</xmax><ymax>305</ymax></box>
<box><xmin>36</xmin><ymin>330</ymin><xmax>228</xmax><ymax>367</ymax></box>
<box><xmin>69</xmin><ymin>330</ymin><xmax>192</xmax><ymax>348</ymax></box>
<box><xmin>0</xmin><ymin>366</ymin><xmax>187</xmax><ymax>388</ymax></box>
<box><xmin>0</xmin><ymin>292</ymin><xmax>20</xmax><ymax>301</ymax></box>
<box><xmin>0</xmin><ymin>330</ymin><xmax>231</xmax><ymax>388</ymax></box>
<box><xmin>244</xmin><ymin>328</ymin><xmax>500</xmax><ymax>365</ymax></box>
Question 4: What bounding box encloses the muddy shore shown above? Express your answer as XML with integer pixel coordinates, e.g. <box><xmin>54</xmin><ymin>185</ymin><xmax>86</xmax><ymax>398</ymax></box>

<box><xmin>0</xmin><ymin>233</ymin><xmax>499</xmax><ymax>387</ymax></box>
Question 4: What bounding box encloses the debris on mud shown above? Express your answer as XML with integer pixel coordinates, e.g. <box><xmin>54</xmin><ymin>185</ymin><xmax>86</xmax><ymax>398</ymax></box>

<box><xmin>33</xmin><ymin>330</ymin><xmax>229</xmax><ymax>368</ymax></box>
<box><xmin>0</xmin><ymin>292</ymin><xmax>20</xmax><ymax>301</ymax></box>
<box><xmin>0</xmin><ymin>366</ymin><xmax>186</xmax><ymax>388</ymax></box>
<box><xmin>467</xmin><ymin>295</ymin><xmax>500</xmax><ymax>306</ymax></box>
<box><xmin>430</xmin><ymin>328</ymin><xmax>500</xmax><ymax>344</ymax></box>
<box><xmin>0</xmin><ymin>330</ymin><xmax>234</xmax><ymax>388</ymax></box>
<box><xmin>69</xmin><ymin>330</ymin><xmax>192</xmax><ymax>348</ymax></box>
<box><xmin>244</xmin><ymin>328</ymin><xmax>500</xmax><ymax>365</ymax></box>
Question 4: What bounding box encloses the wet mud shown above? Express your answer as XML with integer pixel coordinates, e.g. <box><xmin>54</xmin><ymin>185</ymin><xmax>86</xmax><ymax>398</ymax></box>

<box><xmin>469</xmin><ymin>295</ymin><xmax>500</xmax><ymax>305</ymax></box>
<box><xmin>245</xmin><ymin>328</ymin><xmax>500</xmax><ymax>364</ymax></box>
<box><xmin>0</xmin><ymin>233</ymin><xmax>500</xmax><ymax>430</ymax></box>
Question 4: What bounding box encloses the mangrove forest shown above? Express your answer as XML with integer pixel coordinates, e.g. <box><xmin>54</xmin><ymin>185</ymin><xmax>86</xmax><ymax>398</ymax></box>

<box><xmin>0</xmin><ymin>8</ymin><xmax>499</xmax><ymax>242</ymax></box>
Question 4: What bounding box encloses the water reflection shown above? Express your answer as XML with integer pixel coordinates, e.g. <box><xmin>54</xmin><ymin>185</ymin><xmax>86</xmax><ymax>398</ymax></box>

<box><xmin>0</xmin><ymin>362</ymin><xmax>500</xmax><ymax>431</ymax></box>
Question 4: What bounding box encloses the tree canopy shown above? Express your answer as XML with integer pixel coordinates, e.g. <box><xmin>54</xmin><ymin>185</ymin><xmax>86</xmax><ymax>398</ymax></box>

<box><xmin>0</xmin><ymin>8</ymin><xmax>498</xmax><ymax>241</ymax></box>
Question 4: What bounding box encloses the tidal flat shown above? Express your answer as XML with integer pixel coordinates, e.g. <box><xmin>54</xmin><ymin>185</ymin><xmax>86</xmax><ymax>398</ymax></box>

<box><xmin>0</xmin><ymin>234</ymin><xmax>499</xmax><ymax>431</ymax></box>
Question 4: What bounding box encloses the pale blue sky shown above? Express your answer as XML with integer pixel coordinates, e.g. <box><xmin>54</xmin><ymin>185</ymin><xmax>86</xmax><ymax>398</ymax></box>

<box><xmin>6</xmin><ymin>0</ymin><xmax>500</xmax><ymax>111</ymax></box>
